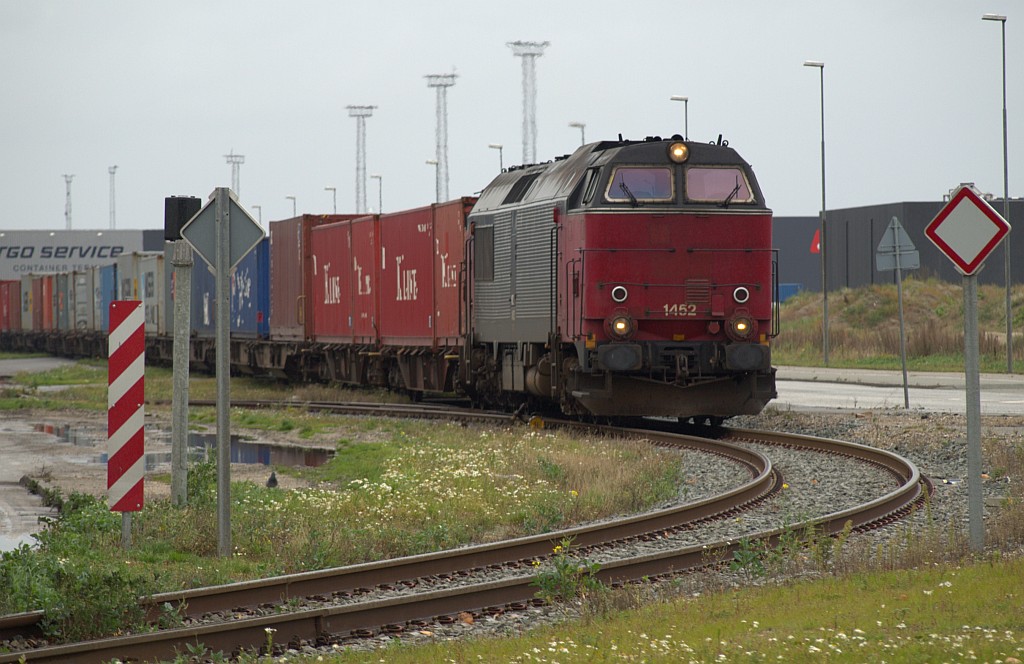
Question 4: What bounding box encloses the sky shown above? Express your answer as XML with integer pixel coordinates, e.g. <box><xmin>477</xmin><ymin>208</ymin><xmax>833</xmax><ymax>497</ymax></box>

<box><xmin>1</xmin><ymin>1</ymin><xmax>1021</xmax><ymax>232</ymax></box>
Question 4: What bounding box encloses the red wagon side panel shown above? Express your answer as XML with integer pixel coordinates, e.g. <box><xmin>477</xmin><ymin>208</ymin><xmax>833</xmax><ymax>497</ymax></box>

<box><xmin>310</xmin><ymin>221</ymin><xmax>352</xmax><ymax>343</ymax></box>
<box><xmin>379</xmin><ymin>206</ymin><xmax>435</xmax><ymax>346</ymax></box>
<box><xmin>349</xmin><ymin>215</ymin><xmax>379</xmax><ymax>344</ymax></box>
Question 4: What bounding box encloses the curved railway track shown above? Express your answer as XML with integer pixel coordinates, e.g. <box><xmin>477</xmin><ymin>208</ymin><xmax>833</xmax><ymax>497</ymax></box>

<box><xmin>0</xmin><ymin>411</ymin><xmax>928</xmax><ymax>663</ymax></box>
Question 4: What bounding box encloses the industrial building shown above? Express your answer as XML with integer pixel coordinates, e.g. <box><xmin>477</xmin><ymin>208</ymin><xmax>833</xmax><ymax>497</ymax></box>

<box><xmin>775</xmin><ymin>198</ymin><xmax>1024</xmax><ymax>298</ymax></box>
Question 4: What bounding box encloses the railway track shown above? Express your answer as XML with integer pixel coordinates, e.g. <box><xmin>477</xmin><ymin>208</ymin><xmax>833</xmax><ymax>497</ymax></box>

<box><xmin>0</xmin><ymin>414</ymin><xmax>927</xmax><ymax>663</ymax></box>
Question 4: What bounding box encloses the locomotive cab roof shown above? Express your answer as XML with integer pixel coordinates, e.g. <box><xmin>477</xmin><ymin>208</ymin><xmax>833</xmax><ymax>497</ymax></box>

<box><xmin>471</xmin><ymin>136</ymin><xmax>768</xmax><ymax>215</ymax></box>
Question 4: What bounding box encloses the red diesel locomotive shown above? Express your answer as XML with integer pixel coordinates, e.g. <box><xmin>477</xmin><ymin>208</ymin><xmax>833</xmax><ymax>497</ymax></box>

<box><xmin>463</xmin><ymin>135</ymin><xmax>777</xmax><ymax>421</ymax></box>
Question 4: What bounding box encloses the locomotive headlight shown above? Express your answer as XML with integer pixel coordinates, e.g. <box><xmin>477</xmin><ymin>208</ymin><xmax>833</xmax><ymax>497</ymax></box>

<box><xmin>726</xmin><ymin>311</ymin><xmax>757</xmax><ymax>341</ymax></box>
<box><xmin>608</xmin><ymin>314</ymin><xmax>635</xmax><ymax>339</ymax></box>
<box><xmin>611</xmin><ymin>285</ymin><xmax>628</xmax><ymax>303</ymax></box>
<box><xmin>668</xmin><ymin>142</ymin><xmax>690</xmax><ymax>163</ymax></box>
<box><xmin>733</xmin><ymin>286</ymin><xmax>750</xmax><ymax>304</ymax></box>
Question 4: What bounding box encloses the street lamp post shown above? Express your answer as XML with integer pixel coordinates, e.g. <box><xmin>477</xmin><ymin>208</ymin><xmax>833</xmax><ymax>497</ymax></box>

<box><xmin>804</xmin><ymin>60</ymin><xmax>829</xmax><ymax>367</ymax></box>
<box><xmin>324</xmin><ymin>187</ymin><xmax>337</xmax><ymax>214</ymax></box>
<box><xmin>286</xmin><ymin>195</ymin><xmax>296</xmax><ymax>217</ymax></box>
<box><xmin>370</xmin><ymin>174</ymin><xmax>382</xmax><ymax>214</ymax></box>
<box><xmin>251</xmin><ymin>205</ymin><xmax>262</xmax><ymax>224</ymax></box>
<box><xmin>426</xmin><ymin>160</ymin><xmax>439</xmax><ymax>203</ymax></box>
<box><xmin>670</xmin><ymin>95</ymin><xmax>689</xmax><ymax>140</ymax></box>
<box><xmin>983</xmin><ymin>12</ymin><xmax>1013</xmax><ymax>372</ymax></box>
<box><xmin>568</xmin><ymin>121</ymin><xmax>586</xmax><ymax>146</ymax></box>
<box><xmin>488</xmin><ymin>143</ymin><xmax>504</xmax><ymax>171</ymax></box>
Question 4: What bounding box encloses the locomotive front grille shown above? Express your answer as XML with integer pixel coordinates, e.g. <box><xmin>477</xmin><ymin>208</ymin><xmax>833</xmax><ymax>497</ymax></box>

<box><xmin>684</xmin><ymin>279</ymin><xmax>711</xmax><ymax>304</ymax></box>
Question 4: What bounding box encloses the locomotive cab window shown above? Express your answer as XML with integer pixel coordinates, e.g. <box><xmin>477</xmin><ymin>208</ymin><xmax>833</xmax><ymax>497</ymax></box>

<box><xmin>685</xmin><ymin>167</ymin><xmax>754</xmax><ymax>204</ymax></box>
<box><xmin>604</xmin><ymin>167</ymin><xmax>673</xmax><ymax>203</ymax></box>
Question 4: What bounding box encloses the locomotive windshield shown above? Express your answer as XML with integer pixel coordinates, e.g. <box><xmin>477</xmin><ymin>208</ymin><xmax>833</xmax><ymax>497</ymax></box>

<box><xmin>685</xmin><ymin>167</ymin><xmax>754</xmax><ymax>204</ymax></box>
<box><xmin>604</xmin><ymin>167</ymin><xmax>673</xmax><ymax>203</ymax></box>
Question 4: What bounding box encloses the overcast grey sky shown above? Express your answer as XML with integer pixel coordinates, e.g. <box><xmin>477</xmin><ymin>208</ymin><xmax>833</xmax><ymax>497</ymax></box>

<box><xmin>1</xmin><ymin>1</ymin><xmax>1020</xmax><ymax>231</ymax></box>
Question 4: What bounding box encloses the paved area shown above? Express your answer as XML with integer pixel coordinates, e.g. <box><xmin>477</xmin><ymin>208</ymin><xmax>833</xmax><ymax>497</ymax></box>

<box><xmin>775</xmin><ymin>365</ymin><xmax>1024</xmax><ymax>415</ymax></box>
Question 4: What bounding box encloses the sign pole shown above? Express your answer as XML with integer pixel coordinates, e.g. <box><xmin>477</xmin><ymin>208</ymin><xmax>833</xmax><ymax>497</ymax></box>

<box><xmin>894</xmin><ymin>232</ymin><xmax>909</xmax><ymax>409</ymax></box>
<box><xmin>215</xmin><ymin>188</ymin><xmax>232</xmax><ymax>557</ymax></box>
<box><xmin>171</xmin><ymin>240</ymin><xmax>193</xmax><ymax>506</ymax></box>
<box><xmin>925</xmin><ymin>184</ymin><xmax>1011</xmax><ymax>554</ymax></box>
<box><xmin>179</xmin><ymin>185</ymin><xmax>264</xmax><ymax>557</ymax></box>
<box><xmin>963</xmin><ymin>274</ymin><xmax>985</xmax><ymax>551</ymax></box>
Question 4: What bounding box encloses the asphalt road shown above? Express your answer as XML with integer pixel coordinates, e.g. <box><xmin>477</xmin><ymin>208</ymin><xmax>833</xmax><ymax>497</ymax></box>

<box><xmin>775</xmin><ymin>365</ymin><xmax>1024</xmax><ymax>415</ymax></box>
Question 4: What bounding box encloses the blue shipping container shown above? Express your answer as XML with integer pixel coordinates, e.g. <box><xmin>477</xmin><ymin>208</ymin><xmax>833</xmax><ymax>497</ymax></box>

<box><xmin>189</xmin><ymin>237</ymin><xmax>269</xmax><ymax>339</ymax></box>
<box><xmin>99</xmin><ymin>264</ymin><xmax>118</xmax><ymax>332</ymax></box>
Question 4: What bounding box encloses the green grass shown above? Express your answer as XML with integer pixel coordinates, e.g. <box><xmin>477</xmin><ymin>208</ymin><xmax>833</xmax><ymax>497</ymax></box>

<box><xmin>773</xmin><ymin>276</ymin><xmax>1024</xmax><ymax>372</ymax></box>
<box><xmin>317</xmin><ymin>556</ymin><xmax>1024</xmax><ymax>663</ymax></box>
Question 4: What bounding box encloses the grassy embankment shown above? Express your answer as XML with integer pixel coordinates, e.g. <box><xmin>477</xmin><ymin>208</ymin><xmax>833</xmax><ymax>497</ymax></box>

<box><xmin>772</xmin><ymin>276</ymin><xmax>1024</xmax><ymax>372</ymax></box>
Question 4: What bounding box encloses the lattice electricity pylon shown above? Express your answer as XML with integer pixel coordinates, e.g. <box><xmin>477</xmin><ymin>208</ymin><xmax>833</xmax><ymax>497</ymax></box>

<box><xmin>63</xmin><ymin>174</ymin><xmax>75</xmax><ymax>229</ymax></box>
<box><xmin>224</xmin><ymin>151</ymin><xmax>245</xmax><ymax>199</ymax></box>
<box><xmin>347</xmin><ymin>105</ymin><xmax>377</xmax><ymax>214</ymax></box>
<box><xmin>425</xmin><ymin>74</ymin><xmax>457</xmax><ymax>203</ymax></box>
<box><xmin>507</xmin><ymin>41</ymin><xmax>549</xmax><ymax>165</ymax></box>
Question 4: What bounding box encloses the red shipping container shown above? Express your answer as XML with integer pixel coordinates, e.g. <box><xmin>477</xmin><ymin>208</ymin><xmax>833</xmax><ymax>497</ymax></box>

<box><xmin>310</xmin><ymin>220</ymin><xmax>352</xmax><ymax>343</ymax></box>
<box><xmin>270</xmin><ymin>214</ymin><xmax>359</xmax><ymax>341</ymax></box>
<box><xmin>350</xmin><ymin>215</ymin><xmax>379</xmax><ymax>344</ymax></box>
<box><xmin>0</xmin><ymin>280</ymin><xmax>20</xmax><ymax>331</ymax></box>
<box><xmin>33</xmin><ymin>275</ymin><xmax>55</xmax><ymax>332</ymax></box>
<box><xmin>378</xmin><ymin>199</ymin><xmax>472</xmax><ymax>347</ymax></box>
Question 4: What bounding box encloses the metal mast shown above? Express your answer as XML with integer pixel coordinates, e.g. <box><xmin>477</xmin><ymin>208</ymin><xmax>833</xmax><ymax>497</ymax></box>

<box><xmin>426</xmin><ymin>74</ymin><xmax>457</xmax><ymax>203</ymax></box>
<box><xmin>224</xmin><ymin>151</ymin><xmax>244</xmax><ymax>197</ymax></box>
<box><xmin>63</xmin><ymin>174</ymin><xmax>74</xmax><ymax>230</ymax></box>
<box><xmin>507</xmin><ymin>40</ymin><xmax>549</xmax><ymax>165</ymax></box>
<box><xmin>347</xmin><ymin>105</ymin><xmax>376</xmax><ymax>214</ymax></box>
<box><xmin>108</xmin><ymin>165</ymin><xmax>118</xmax><ymax>229</ymax></box>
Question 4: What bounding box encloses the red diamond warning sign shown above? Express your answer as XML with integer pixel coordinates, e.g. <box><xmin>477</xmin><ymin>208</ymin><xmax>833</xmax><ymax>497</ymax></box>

<box><xmin>925</xmin><ymin>185</ymin><xmax>1010</xmax><ymax>276</ymax></box>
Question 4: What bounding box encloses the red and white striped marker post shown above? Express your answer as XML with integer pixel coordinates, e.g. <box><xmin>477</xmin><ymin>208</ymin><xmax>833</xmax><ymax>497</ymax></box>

<box><xmin>108</xmin><ymin>301</ymin><xmax>145</xmax><ymax>537</ymax></box>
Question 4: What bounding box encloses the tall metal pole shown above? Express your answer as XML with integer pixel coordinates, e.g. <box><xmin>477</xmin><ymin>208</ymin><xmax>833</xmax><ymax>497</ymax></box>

<box><xmin>286</xmin><ymin>195</ymin><xmax>296</xmax><ymax>217</ymax></box>
<box><xmin>488</xmin><ymin>143</ymin><xmax>504</xmax><ymax>171</ymax></box>
<box><xmin>425</xmin><ymin>160</ymin><xmax>439</xmax><ymax>203</ymax></box>
<box><xmin>214</xmin><ymin>188</ymin><xmax>232</xmax><ymax>557</ymax></box>
<box><xmin>324</xmin><ymin>187</ymin><xmax>337</xmax><ymax>214</ymax></box>
<box><xmin>371</xmin><ymin>174</ymin><xmax>382</xmax><ymax>214</ymax></box>
<box><xmin>568</xmin><ymin>121</ymin><xmax>585</xmax><ymax>146</ymax></box>
<box><xmin>670</xmin><ymin>95</ymin><xmax>689</xmax><ymax>140</ymax></box>
<box><xmin>508</xmin><ymin>41</ymin><xmax>549</xmax><ymax>164</ymax></box>
<box><xmin>251</xmin><ymin>205</ymin><xmax>262</xmax><ymax>224</ymax></box>
<box><xmin>109</xmin><ymin>166</ymin><xmax>118</xmax><ymax>229</ymax></box>
<box><xmin>984</xmin><ymin>13</ymin><xmax>1012</xmax><ymax>371</ymax></box>
<box><xmin>805</xmin><ymin>60</ymin><xmax>829</xmax><ymax>366</ymax></box>
<box><xmin>348</xmin><ymin>105</ymin><xmax>376</xmax><ymax>214</ymax></box>
<box><xmin>63</xmin><ymin>174</ymin><xmax>74</xmax><ymax>230</ymax></box>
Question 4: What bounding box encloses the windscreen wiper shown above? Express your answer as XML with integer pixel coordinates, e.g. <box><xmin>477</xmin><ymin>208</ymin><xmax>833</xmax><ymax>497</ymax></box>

<box><xmin>619</xmin><ymin>180</ymin><xmax>639</xmax><ymax>208</ymax></box>
<box><xmin>719</xmin><ymin>178</ymin><xmax>741</xmax><ymax>208</ymax></box>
